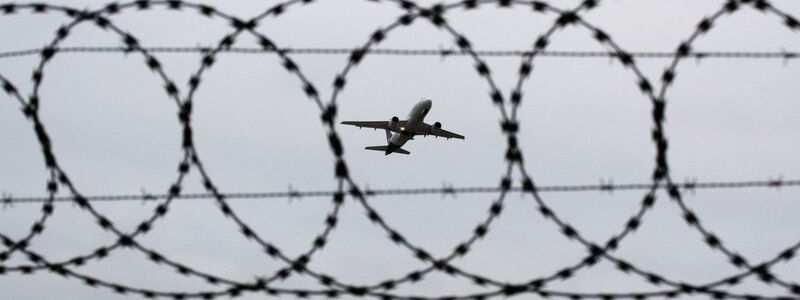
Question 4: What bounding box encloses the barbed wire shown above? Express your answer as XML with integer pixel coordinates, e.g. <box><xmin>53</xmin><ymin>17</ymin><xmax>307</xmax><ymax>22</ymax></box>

<box><xmin>1</xmin><ymin>0</ymin><xmax>799</xmax><ymax>299</ymax></box>
<box><xmin>2</xmin><ymin>178</ymin><xmax>798</xmax><ymax>204</ymax></box>
<box><xmin>0</xmin><ymin>45</ymin><xmax>797</xmax><ymax>60</ymax></box>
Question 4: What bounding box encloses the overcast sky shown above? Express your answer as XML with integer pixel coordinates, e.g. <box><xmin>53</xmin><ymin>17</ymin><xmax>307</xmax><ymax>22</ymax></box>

<box><xmin>2</xmin><ymin>0</ymin><xmax>800</xmax><ymax>299</ymax></box>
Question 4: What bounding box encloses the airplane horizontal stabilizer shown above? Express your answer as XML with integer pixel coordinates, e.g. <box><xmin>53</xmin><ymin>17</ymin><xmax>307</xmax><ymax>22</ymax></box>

<box><xmin>365</xmin><ymin>145</ymin><xmax>410</xmax><ymax>155</ymax></box>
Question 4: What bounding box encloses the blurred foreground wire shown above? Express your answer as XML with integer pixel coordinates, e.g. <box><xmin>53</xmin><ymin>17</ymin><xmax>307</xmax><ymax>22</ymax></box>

<box><xmin>3</xmin><ymin>178</ymin><xmax>798</xmax><ymax>204</ymax></box>
<box><xmin>0</xmin><ymin>46</ymin><xmax>797</xmax><ymax>60</ymax></box>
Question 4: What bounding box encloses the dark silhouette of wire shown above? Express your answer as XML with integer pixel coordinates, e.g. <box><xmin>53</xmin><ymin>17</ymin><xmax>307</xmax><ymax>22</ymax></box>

<box><xmin>3</xmin><ymin>178</ymin><xmax>798</xmax><ymax>204</ymax></box>
<box><xmin>2</xmin><ymin>0</ymin><xmax>800</xmax><ymax>299</ymax></box>
<box><xmin>0</xmin><ymin>46</ymin><xmax>797</xmax><ymax>60</ymax></box>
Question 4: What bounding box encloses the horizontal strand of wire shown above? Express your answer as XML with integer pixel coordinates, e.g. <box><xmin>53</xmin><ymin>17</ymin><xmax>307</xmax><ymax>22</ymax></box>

<box><xmin>0</xmin><ymin>46</ymin><xmax>798</xmax><ymax>60</ymax></box>
<box><xmin>3</xmin><ymin>178</ymin><xmax>798</xmax><ymax>204</ymax></box>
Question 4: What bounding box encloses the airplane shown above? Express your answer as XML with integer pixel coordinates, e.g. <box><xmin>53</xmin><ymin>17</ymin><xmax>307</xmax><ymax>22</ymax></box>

<box><xmin>341</xmin><ymin>97</ymin><xmax>464</xmax><ymax>155</ymax></box>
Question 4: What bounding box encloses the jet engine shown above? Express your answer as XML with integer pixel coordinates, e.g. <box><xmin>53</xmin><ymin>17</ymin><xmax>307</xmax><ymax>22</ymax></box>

<box><xmin>389</xmin><ymin>116</ymin><xmax>400</xmax><ymax>130</ymax></box>
<box><xmin>433</xmin><ymin>121</ymin><xmax>442</xmax><ymax>129</ymax></box>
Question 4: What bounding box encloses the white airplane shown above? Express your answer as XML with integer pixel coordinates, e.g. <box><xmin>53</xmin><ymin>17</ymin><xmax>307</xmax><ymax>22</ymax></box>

<box><xmin>341</xmin><ymin>97</ymin><xmax>465</xmax><ymax>155</ymax></box>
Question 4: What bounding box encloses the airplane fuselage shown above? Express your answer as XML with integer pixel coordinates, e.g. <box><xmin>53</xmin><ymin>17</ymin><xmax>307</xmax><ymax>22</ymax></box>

<box><xmin>387</xmin><ymin>99</ymin><xmax>432</xmax><ymax>152</ymax></box>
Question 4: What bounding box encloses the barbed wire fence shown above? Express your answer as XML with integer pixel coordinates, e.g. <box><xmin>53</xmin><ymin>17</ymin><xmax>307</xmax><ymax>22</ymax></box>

<box><xmin>1</xmin><ymin>46</ymin><xmax>798</xmax><ymax>60</ymax></box>
<box><xmin>3</xmin><ymin>178</ymin><xmax>799</xmax><ymax>204</ymax></box>
<box><xmin>1</xmin><ymin>0</ymin><xmax>799</xmax><ymax>299</ymax></box>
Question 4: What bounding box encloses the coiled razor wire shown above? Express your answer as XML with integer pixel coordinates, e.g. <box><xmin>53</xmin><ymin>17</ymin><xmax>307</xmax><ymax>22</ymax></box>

<box><xmin>0</xmin><ymin>0</ymin><xmax>799</xmax><ymax>299</ymax></box>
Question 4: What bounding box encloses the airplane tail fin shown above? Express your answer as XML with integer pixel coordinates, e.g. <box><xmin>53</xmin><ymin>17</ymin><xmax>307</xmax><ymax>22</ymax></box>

<box><xmin>365</xmin><ymin>145</ymin><xmax>410</xmax><ymax>155</ymax></box>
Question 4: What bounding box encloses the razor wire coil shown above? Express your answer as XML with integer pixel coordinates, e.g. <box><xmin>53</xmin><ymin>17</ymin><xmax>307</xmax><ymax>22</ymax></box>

<box><xmin>1</xmin><ymin>0</ymin><xmax>800</xmax><ymax>299</ymax></box>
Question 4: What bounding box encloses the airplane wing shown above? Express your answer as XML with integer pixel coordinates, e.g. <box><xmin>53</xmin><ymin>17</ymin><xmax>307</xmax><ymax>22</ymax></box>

<box><xmin>341</xmin><ymin>121</ymin><xmax>388</xmax><ymax>130</ymax></box>
<box><xmin>341</xmin><ymin>120</ymin><xmax>408</xmax><ymax>131</ymax></box>
<box><xmin>414</xmin><ymin>122</ymin><xmax>465</xmax><ymax>139</ymax></box>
